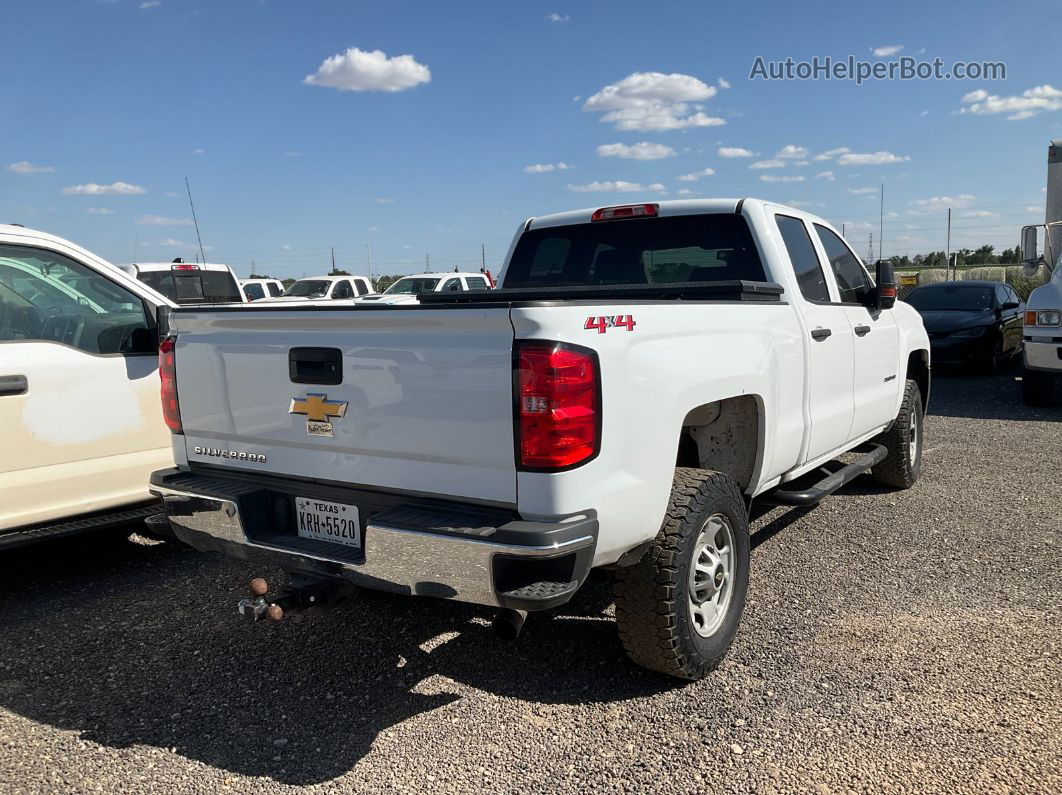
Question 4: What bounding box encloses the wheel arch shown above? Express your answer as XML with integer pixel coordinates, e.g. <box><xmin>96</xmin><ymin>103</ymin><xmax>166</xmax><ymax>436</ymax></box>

<box><xmin>675</xmin><ymin>394</ymin><xmax>765</xmax><ymax>494</ymax></box>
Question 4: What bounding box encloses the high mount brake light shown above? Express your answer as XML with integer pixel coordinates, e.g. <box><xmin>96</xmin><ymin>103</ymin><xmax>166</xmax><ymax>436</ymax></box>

<box><xmin>171</xmin><ymin>263</ymin><xmax>200</xmax><ymax>271</ymax></box>
<box><xmin>591</xmin><ymin>203</ymin><xmax>659</xmax><ymax>222</ymax></box>
<box><xmin>515</xmin><ymin>342</ymin><xmax>600</xmax><ymax>470</ymax></box>
<box><xmin>159</xmin><ymin>336</ymin><xmax>183</xmax><ymax>434</ymax></box>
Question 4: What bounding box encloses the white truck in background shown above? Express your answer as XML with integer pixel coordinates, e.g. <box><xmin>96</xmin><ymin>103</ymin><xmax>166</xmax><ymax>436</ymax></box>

<box><xmin>151</xmin><ymin>199</ymin><xmax>930</xmax><ymax>679</ymax></box>
<box><xmin>355</xmin><ymin>271</ymin><xmax>493</xmax><ymax>305</ymax></box>
<box><xmin>124</xmin><ymin>261</ymin><xmax>247</xmax><ymax>305</ymax></box>
<box><xmin>264</xmin><ymin>275</ymin><xmax>375</xmax><ymax>302</ymax></box>
<box><xmin>0</xmin><ymin>225</ymin><xmax>173</xmax><ymax>547</ymax></box>
<box><xmin>1019</xmin><ymin>139</ymin><xmax>1062</xmax><ymax>406</ymax></box>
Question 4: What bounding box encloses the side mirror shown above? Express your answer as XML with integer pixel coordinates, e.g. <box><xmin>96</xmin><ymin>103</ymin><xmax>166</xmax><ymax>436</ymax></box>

<box><xmin>155</xmin><ymin>303</ymin><xmax>172</xmax><ymax>338</ymax></box>
<box><xmin>1001</xmin><ymin>301</ymin><xmax>1020</xmax><ymax>311</ymax></box>
<box><xmin>874</xmin><ymin>260</ymin><xmax>896</xmax><ymax>310</ymax></box>
<box><xmin>1021</xmin><ymin>225</ymin><xmax>1039</xmax><ymax>263</ymax></box>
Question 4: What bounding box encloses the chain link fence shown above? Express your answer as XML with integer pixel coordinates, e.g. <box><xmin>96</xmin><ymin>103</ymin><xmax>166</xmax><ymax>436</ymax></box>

<box><xmin>895</xmin><ymin>264</ymin><xmax>1051</xmax><ymax>301</ymax></box>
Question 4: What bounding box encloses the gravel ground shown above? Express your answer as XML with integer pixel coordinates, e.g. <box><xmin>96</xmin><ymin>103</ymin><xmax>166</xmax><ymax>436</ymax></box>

<box><xmin>1</xmin><ymin>369</ymin><xmax>1059</xmax><ymax>794</ymax></box>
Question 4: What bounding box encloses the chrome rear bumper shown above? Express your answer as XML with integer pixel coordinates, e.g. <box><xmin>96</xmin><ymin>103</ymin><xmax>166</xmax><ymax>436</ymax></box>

<box><xmin>150</xmin><ymin>469</ymin><xmax>597</xmax><ymax>611</ymax></box>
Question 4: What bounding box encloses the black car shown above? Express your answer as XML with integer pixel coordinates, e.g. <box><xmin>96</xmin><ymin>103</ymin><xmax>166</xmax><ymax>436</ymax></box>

<box><xmin>904</xmin><ymin>280</ymin><xmax>1024</xmax><ymax>372</ymax></box>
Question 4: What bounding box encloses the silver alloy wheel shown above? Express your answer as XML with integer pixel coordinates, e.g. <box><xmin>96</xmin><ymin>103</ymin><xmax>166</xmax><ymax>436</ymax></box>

<box><xmin>909</xmin><ymin>408</ymin><xmax>920</xmax><ymax>466</ymax></box>
<box><xmin>687</xmin><ymin>513</ymin><xmax>736</xmax><ymax>638</ymax></box>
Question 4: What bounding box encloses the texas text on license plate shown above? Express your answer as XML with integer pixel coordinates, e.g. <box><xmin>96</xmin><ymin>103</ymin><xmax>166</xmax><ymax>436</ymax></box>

<box><xmin>295</xmin><ymin>497</ymin><xmax>361</xmax><ymax>549</ymax></box>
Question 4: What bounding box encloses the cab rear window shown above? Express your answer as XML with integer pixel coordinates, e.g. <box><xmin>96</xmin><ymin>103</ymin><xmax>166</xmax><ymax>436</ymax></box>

<box><xmin>138</xmin><ymin>270</ymin><xmax>243</xmax><ymax>304</ymax></box>
<box><xmin>504</xmin><ymin>214</ymin><xmax>765</xmax><ymax>288</ymax></box>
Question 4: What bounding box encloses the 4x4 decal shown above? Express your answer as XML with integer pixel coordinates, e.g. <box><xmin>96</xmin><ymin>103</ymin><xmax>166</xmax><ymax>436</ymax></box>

<box><xmin>584</xmin><ymin>315</ymin><xmax>637</xmax><ymax>333</ymax></box>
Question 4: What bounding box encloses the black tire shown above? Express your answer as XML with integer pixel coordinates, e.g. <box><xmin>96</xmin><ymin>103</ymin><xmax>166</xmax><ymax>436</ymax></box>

<box><xmin>871</xmin><ymin>378</ymin><xmax>924</xmax><ymax>489</ymax></box>
<box><xmin>1022</xmin><ymin>369</ymin><xmax>1055</xmax><ymax>406</ymax></box>
<box><xmin>614</xmin><ymin>468</ymin><xmax>750</xmax><ymax>680</ymax></box>
<box><xmin>979</xmin><ymin>336</ymin><xmax>1004</xmax><ymax>375</ymax></box>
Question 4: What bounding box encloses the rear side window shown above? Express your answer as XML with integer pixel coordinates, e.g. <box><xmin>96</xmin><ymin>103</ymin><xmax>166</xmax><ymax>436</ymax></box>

<box><xmin>243</xmin><ymin>283</ymin><xmax>265</xmax><ymax>301</ymax></box>
<box><xmin>464</xmin><ymin>276</ymin><xmax>489</xmax><ymax>290</ymax></box>
<box><xmin>441</xmin><ymin>278</ymin><xmax>463</xmax><ymax>292</ymax></box>
<box><xmin>267</xmin><ymin>282</ymin><xmax>283</xmax><ymax>297</ymax></box>
<box><xmin>353</xmin><ymin>279</ymin><xmax>370</xmax><ymax>296</ymax></box>
<box><xmin>504</xmin><ymin>214</ymin><xmax>766</xmax><ymax>288</ymax></box>
<box><xmin>138</xmin><ymin>269</ymin><xmax>243</xmax><ymax>304</ymax></box>
<box><xmin>332</xmin><ymin>280</ymin><xmax>354</xmax><ymax>299</ymax></box>
<box><xmin>775</xmin><ymin>215</ymin><xmax>830</xmax><ymax>303</ymax></box>
<box><xmin>814</xmin><ymin>225</ymin><xmax>871</xmax><ymax>304</ymax></box>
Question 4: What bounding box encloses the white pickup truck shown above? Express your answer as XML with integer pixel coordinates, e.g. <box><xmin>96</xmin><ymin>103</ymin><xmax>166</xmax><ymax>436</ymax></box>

<box><xmin>151</xmin><ymin>199</ymin><xmax>930</xmax><ymax>679</ymax></box>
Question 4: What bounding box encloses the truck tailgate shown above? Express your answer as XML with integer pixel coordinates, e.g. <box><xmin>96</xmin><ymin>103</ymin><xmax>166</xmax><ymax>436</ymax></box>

<box><xmin>171</xmin><ymin>307</ymin><xmax>517</xmax><ymax>504</ymax></box>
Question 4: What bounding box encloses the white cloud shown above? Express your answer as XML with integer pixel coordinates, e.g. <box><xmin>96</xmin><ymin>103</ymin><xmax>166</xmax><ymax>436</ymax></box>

<box><xmin>136</xmin><ymin>214</ymin><xmax>192</xmax><ymax>226</ymax></box>
<box><xmin>303</xmin><ymin>47</ymin><xmax>431</xmax><ymax>93</ymax></box>
<box><xmin>86</xmin><ymin>207</ymin><xmax>113</xmax><ymax>215</ymax></box>
<box><xmin>546</xmin><ymin>12</ymin><xmax>569</xmax><ymax>22</ymax></box>
<box><xmin>847</xmin><ymin>187</ymin><xmax>878</xmax><ymax>195</ymax></box>
<box><xmin>717</xmin><ymin>77</ymin><xmax>731</xmax><ymax>89</ymax></box>
<box><xmin>191</xmin><ymin>148</ymin><xmax>204</xmax><ymax>155</ymax></box>
<box><xmin>282</xmin><ymin>244</ymin><xmax>292</xmax><ymax>251</ymax></box>
<box><xmin>6</xmin><ymin>161</ymin><xmax>55</xmax><ymax>175</ymax></box>
<box><xmin>583</xmin><ymin>71</ymin><xmax>724</xmax><ymax>131</ymax></box>
<box><xmin>1025</xmin><ymin>205</ymin><xmax>1043</xmax><ymax>213</ymax></box>
<box><xmin>871</xmin><ymin>45</ymin><xmax>904</xmax><ymax>57</ymax></box>
<box><xmin>157</xmin><ymin>238</ymin><xmax>186</xmax><ymax>247</ymax></box>
<box><xmin>140</xmin><ymin>0</ymin><xmax>162</xmax><ymax>8</ymax></box>
<box><xmin>775</xmin><ymin>144</ymin><xmax>809</xmax><ymax>159</ymax></box>
<box><xmin>62</xmin><ymin>181</ymin><xmax>145</xmax><ymax>196</ymax></box>
<box><xmin>596</xmin><ymin>142</ymin><xmax>675</xmax><ymax>160</ymax></box>
<box><xmin>908</xmin><ymin>194</ymin><xmax>975</xmax><ymax>211</ymax></box>
<box><xmin>814</xmin><ymin>171</ymin><xmax>835</xmax><ymax>181</ymax></box>
<box><xmin>812</xmin><ymin>147</ymin><xmax>851</xmax><ymax>161</ymax></box>
<box><xmin>959</xmin><ymin>84</ymin><xmax>1062</xmax><ymax>121</ymax></box>
<box><xmin>836</xmin><ymin>151</ymin><xmax>910</xmax><ymax>165</ymax></box>
<box><xmin>523</xmin><ymin>162</ymin><xmax>572</xmax><ymax>173</ymax></box>
<box><xmin>677</xmin><ymin>188</ymin><xmax>695</xmax><ymax>196</ymax></box>
<box><xmin>759</xmin><ymin>175</ymin><xmax>804</xmax><ymax>183</ymax></box>
<box><xmin>285</xmin><ymin>150</ymin><xmax>303</xmax><ymax>157</ymax></box>
<box><xmin>749</xmin><ymin>159</ymin><xmax>785</xmax><ymax>169</ymax></box>
<box><xmin>960</xmin><ymin>210</ymin><xmax>996</xmax><ymax>218</ymax></box>
<box><xmin>677</xmin><ymin>168</ymin><xmax>715</xmax><ymax>182</ymax></box>
<box><xmin>919</xmin><ymin>110</ymin><xmax>930</xmax><ymax>116</ymax></box>
<box><xmin>793</xmin><ymin>160</ymin><xmax>810</xmax><ymax>166</ymax></box>
<box><xmin>375</xmin><ymin>197</ymin><xmax>395</xmax><ymax>204</ymax></box>
<box><xmin>164</xmin><ymin>191</ymin><xmax>179</xmax><ymax>198</ymax></box>
<box><xmin>567</xmin><ymin>180</ymin><xmax>666</xmax><ymax>193</ymax></box>
<box><xmin>787</xmin><ymin>200</ymin><xmax>825</xmax><ymax>208</ymax></box>
<box><xmin>718</xmin><ymin>146</ymin><xmax>754</xmax><ymax>158</ymax></box>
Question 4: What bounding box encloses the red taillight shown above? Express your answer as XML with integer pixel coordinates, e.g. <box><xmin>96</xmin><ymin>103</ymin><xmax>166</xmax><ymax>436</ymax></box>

<box><xmin>159</xmin><ymin>336</ymin><xmax>182</xmax><ymax>434</ymax></box>
<box><xmin>516</xmin><ymin>342</ymin><xmax>599</xmax><ymax>470</ymax></box>
<box><xmin>591</xmin><ymin>203</ymin><xmax>659</xmax><ymax>222</ymax></box>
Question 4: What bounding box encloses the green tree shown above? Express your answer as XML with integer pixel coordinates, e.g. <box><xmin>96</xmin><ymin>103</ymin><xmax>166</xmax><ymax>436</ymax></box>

<box><xmin>328</xmin><ymin>268</ymin><xmax>351</xmax><ymax>276</ymax></box>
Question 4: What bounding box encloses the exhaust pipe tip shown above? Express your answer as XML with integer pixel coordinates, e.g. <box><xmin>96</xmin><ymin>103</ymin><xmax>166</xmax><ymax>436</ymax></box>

<box><xmin>492</xmin><ymin>608</ymin><xmax>527</xmax><ymax>640</ymax></box>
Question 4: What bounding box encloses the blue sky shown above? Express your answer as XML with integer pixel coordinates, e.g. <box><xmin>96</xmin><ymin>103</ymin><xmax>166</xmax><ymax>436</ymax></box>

<box><xmin>4</xmin><ymin>0</ymin><xmax>1061</xmax><ymax>278</ymax></box>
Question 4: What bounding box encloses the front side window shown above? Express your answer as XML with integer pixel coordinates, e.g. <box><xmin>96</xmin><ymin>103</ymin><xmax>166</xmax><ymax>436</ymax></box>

<box><xmin>504</xmin><ymin>214</ymin><xmax>766</xmax><ymax>287</ymax></box>
<box><xmin>775</xmin><ymin>215</ymin><xmax>830</xmax><ymax>303</ymax></box>
<box><xmin>0</xmin><ymin>245</ymin><xmax>150</xmax><ymax>354</ymax></box>
<box><xmin>814</xmin><ymin>225</ymin><xmax>872</xmax><ymax>304</ymax></box>
<box><xmin>385</xmin><ymin>277</ymin><xmax>441</xmax><ymax>295</ymax></box>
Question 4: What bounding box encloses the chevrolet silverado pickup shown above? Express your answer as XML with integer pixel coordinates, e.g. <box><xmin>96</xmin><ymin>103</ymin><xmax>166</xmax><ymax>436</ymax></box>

<box><xmin>151</xmin><ymin>199</ymin><xmax>930</xmax><ymax>679</ymax></box>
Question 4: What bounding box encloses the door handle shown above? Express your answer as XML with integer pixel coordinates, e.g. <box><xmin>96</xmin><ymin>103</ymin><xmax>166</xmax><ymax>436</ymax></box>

<box><xmin>0</xmin><ymin>375</ymin><xmax>28</xmax><ymax>396</ymax></box>
<box><xmin>810</xmin><ymin>328</ymin><xmax>832</xmax><ymax>341</ymax></box>
<box><xmin>854</xmin><ymin>325</ymin><xmax>872</xmax><ymax>336</ymax></box>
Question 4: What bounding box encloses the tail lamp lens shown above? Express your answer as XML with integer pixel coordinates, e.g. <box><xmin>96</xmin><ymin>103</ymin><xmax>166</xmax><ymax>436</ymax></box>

<box><xmin>159</xmin><ymin>336</ymin><xmax>183</xmax><ymax>434</ymax></box>
<box><xmin>516</xmin><ymin>342</ymin><xmax>600</xmax><ymax>470</ymax></box>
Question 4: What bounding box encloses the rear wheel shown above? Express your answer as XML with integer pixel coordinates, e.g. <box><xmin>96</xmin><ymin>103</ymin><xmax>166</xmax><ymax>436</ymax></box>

<box><xmin>979</xmin><ymin>336</ymin><xmax>1005</xmax><ymax>375</ymax></box>
<box><xmin>614</xmin><ymin>468</ymin><xmax>750</xmax><ymax>680</ymax></box>
<box><xmin>1022</xmin><ymin>369</ymin><xmax>1055</xmax><ymax>406</ymax></box>
<box><xmin>871</xmin><ymin>378</ymin><xmax>924</xmax><ymax>490</ymax></box>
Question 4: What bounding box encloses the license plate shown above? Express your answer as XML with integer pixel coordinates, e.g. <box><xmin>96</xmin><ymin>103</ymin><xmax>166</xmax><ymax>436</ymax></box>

<box><xmin>294</xmin><ymin>497</ymin><xmax>361</xmax><ymax>548</ymax></box>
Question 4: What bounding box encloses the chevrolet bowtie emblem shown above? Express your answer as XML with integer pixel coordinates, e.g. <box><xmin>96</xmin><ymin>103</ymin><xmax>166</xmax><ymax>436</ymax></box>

<box><xmin>289</xmin><ymin>393</ymin><xmax>348</xmax><ymax>437</ymax></box>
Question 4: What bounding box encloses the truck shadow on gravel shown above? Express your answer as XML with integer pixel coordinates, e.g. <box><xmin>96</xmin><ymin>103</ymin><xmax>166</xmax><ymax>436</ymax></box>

<box><xmin>0</xmin><ymin>532</ymin><xmax>672</xmax><ymax>784</ymax></box>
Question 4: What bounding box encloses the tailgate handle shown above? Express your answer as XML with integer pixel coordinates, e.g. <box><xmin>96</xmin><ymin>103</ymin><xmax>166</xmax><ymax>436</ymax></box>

<box><xmin>289</xmin><ymin>348</ymin><xmax>342</xmax><ymax>385</ymax></box>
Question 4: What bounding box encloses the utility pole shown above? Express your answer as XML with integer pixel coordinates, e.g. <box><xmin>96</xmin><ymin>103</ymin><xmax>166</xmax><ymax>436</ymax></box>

<box><xmin>481</xmin><ymin>243</ymin><xmax>486</xmax><ymax>270</ymax></box>
<box><xmin>331</xmin><ymin>247</ymin><xmax>336</xmax><ymax>274</ymax></box>
<box><xmin>841</xmin><ymin>223</ymin><xmax>846</xmax><ymax>238</ymax></box>
<box><xmin>867</xmin><ymin>233</ymin><xmax>874</xmax><ymax>265</ymax></box>
<box><xmin>878</xmin><ymin>184</ymin><xmax>884</xmax><ymax>261</ymax></box>
<box><xmin>366</xmin><ymin>244</ymin><xmax>371</xmax><ymax>279</ymax></box>
<box><xmin>945</xmin><ymin>208</ymin><xmax>952</xmax><ymax>280</ymax></box>
<box><xmin>425</xmin><ymin>253</ymin><xmax>430</xmax><ymax>270</ymax></box>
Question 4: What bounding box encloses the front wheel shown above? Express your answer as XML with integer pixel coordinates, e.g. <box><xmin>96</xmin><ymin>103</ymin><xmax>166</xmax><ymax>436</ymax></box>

<box><xmin>614</xmin><ymin>468</ymin><xmax>750</xmax><ymax>680</ymax></box>
<box><xmin>871</xmin><ymin>378</ymin><xmax>924</xmax><ymax>489</ymax></box>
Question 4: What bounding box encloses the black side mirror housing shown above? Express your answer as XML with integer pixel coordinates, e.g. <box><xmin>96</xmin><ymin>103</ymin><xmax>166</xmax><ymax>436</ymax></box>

<box><xmin>1001</xmin><ymin>301</ymin><xmax>1020</xmax><ymax>311</ymax></box>
<box><xmin>874</xmin><ymin>260</ymin><xmax>896</xmax><ymax>310</ymax></box>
